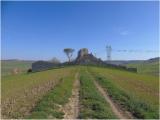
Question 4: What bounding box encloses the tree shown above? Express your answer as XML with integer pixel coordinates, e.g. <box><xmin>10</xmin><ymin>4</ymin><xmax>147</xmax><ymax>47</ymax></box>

<box><xmin>50</xmin><ymin>57</ymin><xmax>60</xmax><ymax>64</ymax></box>
<box><xmin>27</xmin><ymin>68</ymin><xmax>32</xmax><ymax>73</ymax></box>
<box><xmin>63</xmin><ymin>48</ymin><xmax>74</xmax><ymax>62</ymax></box>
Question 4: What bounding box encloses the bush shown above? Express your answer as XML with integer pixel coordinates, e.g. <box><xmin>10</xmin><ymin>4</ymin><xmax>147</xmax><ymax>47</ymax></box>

<box><xmin>27</xmin><ymin>68</ymin><xmax>32</xmax><ymax>73</ymax></box>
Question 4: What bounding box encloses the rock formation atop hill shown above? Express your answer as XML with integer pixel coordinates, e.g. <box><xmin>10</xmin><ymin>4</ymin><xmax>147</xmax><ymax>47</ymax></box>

<box><xmin>74</xmin><ymin>48</ymin><xmax>104</xmax><ymax>65</ymax></box>
<box><xmin>147</xmin><ymin>57</ymin><xmax>160</xmax><ymax>63</ymax></box>
<box><xmin>31</xmin><ymin>48</ymin><xmax>105</xmax><ymax>72</ymax></box>
<box><xmin>31</xmin><ymin>48</ymin><xmax>137</xmax><ymax>73</ymax></box>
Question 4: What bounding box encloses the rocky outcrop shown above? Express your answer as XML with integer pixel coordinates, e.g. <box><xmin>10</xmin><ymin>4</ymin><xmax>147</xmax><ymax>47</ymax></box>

<box><xmin>75</xmin><ymin>48</ymin><xmax>104</xmax><ymax>65</ymax></box>
<box><xmin>77</xmin><ymin>48</ymin><xmax>88</xmax><ymax>58</ymax></box>
<box><xmin>31</xmin><ymin>48</ymin><xmax>137</xmax><ymax>73</ymax></box>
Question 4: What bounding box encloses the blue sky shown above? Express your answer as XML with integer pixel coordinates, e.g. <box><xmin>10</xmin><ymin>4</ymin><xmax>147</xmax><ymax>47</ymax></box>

<box><xmin>1</xmin><ymin>1</ymin><xmax>159</xmax><ymax>61</ymax></box>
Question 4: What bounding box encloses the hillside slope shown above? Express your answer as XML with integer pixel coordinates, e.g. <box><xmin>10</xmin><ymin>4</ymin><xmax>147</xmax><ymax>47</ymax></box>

<box><xmin>105</xmin><ymin>57</ymin><xmax>159</xmax><ymax>76</ymax></box>
<box><xmin>1</xmin><ymin>66</ymin><xmax>159</xmax><ymax>119</ymax></box>
<box><xmin>1</xmin><ymin>60</ymin><xmax>34</xmax><ymax>76</ymax></box>
<box><xmin>126</xmin><ymin>58</ymin><xmax>159</xmax><ymax>76</ymax></box>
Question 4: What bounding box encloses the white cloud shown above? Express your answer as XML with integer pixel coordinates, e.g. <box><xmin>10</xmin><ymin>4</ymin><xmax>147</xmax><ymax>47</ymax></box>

<box><xmin>120</xmin><ymin>31</ymin><xmax>129</xmax><ymax>36</ymax></box>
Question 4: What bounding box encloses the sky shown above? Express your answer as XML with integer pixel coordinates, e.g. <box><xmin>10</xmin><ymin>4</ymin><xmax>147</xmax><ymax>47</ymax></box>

<box><xmin>1</xmin><ymin>1</ymin><xmax>159</xmax><ymax>61</ymax></box>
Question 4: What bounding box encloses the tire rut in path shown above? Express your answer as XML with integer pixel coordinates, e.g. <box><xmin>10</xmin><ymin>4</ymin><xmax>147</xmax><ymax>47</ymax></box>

<box><xmin>94</xmin><ymin>80</ymin><xmax>134</xmax><ymax>119</ymax></box>
<box><xmin>61</xmin><ymin>73</ymin><xmax>80</xmax><ymax>119</ymax></box>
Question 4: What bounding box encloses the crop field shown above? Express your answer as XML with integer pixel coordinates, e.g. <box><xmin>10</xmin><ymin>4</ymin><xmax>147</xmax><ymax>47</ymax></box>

<box><xmin>88</xmin><ymin>66</ymin><xmax>159</xmax><ymax>118</ymax></box>
<box><xmin>1</xmin><ymin>67</ymin><xmax>77</xmax><ymax>118</ymax></box>
<box><xmin>79</xmin><ymin>69</ymin><xmax>116</xmax><ymax>119</ymax></box>
<box><xmin>1</xmin><ymin>60</ymin><xmax>33</xmax><ymax>76</ymax></box>
<box><xmin>126</xmin><ymin>61</ymin><xmax>159</xmax><ymax>76</ymax></box>
<box><xmin>1</xmin><ymin>66</ymin><xmax>159</xmax><ymax>119</ymax></box>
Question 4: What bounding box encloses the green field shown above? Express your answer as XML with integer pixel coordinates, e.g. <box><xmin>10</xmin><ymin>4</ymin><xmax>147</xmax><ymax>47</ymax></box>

<box><xmin>1</xmin><ymin>60</ymin><xmax>33</xmax><ymax>76</ymax></box>
<box><xmin>88</xmin><ymin>66</ymin><xmax>159</xmax><ymax>118</ymax></box>
<box><xmin>1</xmin><ymin>67</ymin><xmax>77</xmax><ymax>118</ymax></box>
<box><xmin>79</xmin><ymin>68</ymin><xmax>116</xmax><ymax>119</ymax></box>
<box><xmin>28</xmin><ymin>69</ymin><xmax>76</xmax><ymax>119</ymax></box>
<box><xmin>1</xmin><ymin>66</ymin><xmax>159</xmax><ymax>119</ymax></box>
<box><xmin>126</xmin><ymin>60</ymin><xmax>159</xmax><ymax>76</ymax></box>
<box><xmin>1</xmin><ymin>59</ymin><xmax>159</xmax><ymax>77</ymax></box>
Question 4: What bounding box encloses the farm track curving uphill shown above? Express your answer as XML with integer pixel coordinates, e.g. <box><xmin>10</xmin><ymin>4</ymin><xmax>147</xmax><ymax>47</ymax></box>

<box><xmin>94</xmin><ymin>80</ymin><xmax>134</xmax><ymax>119</ymax></box>
<box><xmin>60</xmin><ymin>73</ymin><xmax>80</xmax><ymax>119</ymax></box>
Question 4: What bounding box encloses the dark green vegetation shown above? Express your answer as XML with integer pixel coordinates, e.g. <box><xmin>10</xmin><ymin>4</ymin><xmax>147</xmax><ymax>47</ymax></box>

<box><xmin>28</xmin><ymin>74</ymin><xmax>75</xmax><ymax>119</ymax></box>
<box><xmin>79</xmin><ymin>69</ymin><xmax>116</xmax><ymax>119</ymax></box>
<box><xmin>1</xmin><ymin>60</ymin><xmax>34</xmax><ymax>76</ymax></box>
<box><xmin>89</xmin><ymin>67</ymin><xmax>159</xmax><ymax>119</ymax></box>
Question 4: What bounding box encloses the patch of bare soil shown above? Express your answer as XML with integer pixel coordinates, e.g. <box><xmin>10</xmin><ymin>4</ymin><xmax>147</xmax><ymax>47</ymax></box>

<box><xmin>61</xmin><ymin>73</ymin><xmax>80</xmax><ymax>119</ymax></box>
<box><xmin>94</xmin><ymin>80</ymin><xmax>134</xmax><ymax>119</ymax></box>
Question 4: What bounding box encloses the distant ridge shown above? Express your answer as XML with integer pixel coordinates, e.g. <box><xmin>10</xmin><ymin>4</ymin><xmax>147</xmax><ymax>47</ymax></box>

<box><xmin>1</xmin><ymin>59</ymin><xmax>35</xmax><ymax>62</ymax></box>
<box><xmin>147</xmin><ymin>57</ymin><xmax>160</xmax><ymax>63</ymax></box>
<box><xmin>104</xmin><ymin>57</ymin><xmax>159</xmax><ymax>65</ymax></box>
<box><xmin>1</xmin><ymin>59</ymin><xmax>19</xmax><ymax>61</ymax></box>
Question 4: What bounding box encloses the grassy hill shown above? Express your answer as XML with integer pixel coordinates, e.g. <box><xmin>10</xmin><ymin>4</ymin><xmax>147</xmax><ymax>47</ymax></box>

<box><xmin>1</xmin><ymin>57</ymin><xmax>159</xmax><ymax>76</ymax></box>
<box><xmin>89</xmin><ymin>66</ymin><xmax>159</xmax><ymax>118</ymax></box>
<box><xmin>105</xmin><ymin>57</ymin><xmax>159</xmax><ymax>76</ymax></box>
<box><xmin>1</xmin><ymin>67</ymin><xmax>77</xmax><ymax>118</ymax></box>
<box><xmin>126</xmin><ymin>58</ymin><xmax>159</xmax><ymax>76</ymax></box>
<box><xmin>1</xmin><ymin>60</ymin><xmax>34</xmax><ymax>76</ymax></box>
<box><xmin>1</xmin><ymin>66</ymin><xmax>159</xmax><ymax>119</ymax></box>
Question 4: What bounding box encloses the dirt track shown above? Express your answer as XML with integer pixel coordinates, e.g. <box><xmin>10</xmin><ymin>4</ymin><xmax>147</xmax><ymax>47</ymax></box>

<box><xmin>61</xmin><ymin>73</ymin><xmax>80</xmax><ymax>119</ymax></box>
<box><xmin>94</xmin><ymin>80</ymin><xmax>134</xmax><ymax>119</ymax></box>
<box><xmin>60</xmin><ymin>72</ymin><xmax>133</xmax><ymax>119</ymax></box>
